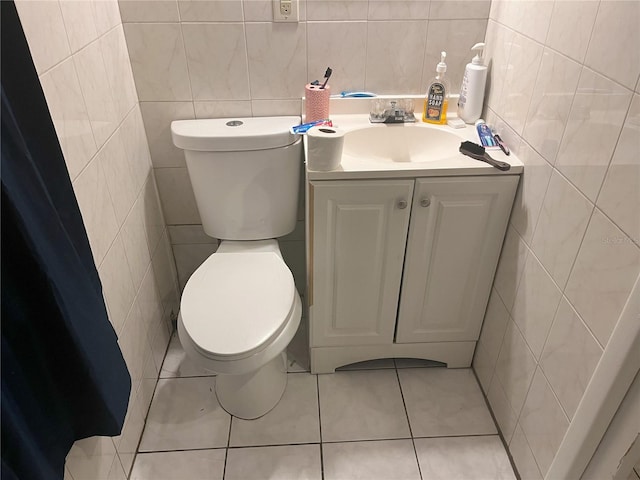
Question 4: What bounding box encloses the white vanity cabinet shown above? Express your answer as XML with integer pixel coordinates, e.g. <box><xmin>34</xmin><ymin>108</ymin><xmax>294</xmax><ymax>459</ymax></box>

<box><xmin>308</xmin><ymin>175</ymin><xmax>518</xmax><ymax>373</ymax></box>
<box><xmin>310</xmin><ymin>179</ymin><xmax>414</xmax><ymax>347</ymax></box>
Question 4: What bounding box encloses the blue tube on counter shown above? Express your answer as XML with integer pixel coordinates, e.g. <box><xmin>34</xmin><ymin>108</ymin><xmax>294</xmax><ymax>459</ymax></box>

<box><xmin>475</xmin><ymin>119</ymin><xmax>497</xmax><ymax>148</ymax></box>
<box><xmin>290</xmin><ymin>119</ymin><xmax>333</xmax><ymax>134</ymax></box>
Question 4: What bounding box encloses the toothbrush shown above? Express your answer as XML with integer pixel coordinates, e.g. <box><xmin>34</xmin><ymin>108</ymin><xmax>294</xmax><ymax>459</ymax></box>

<box><xmin>290</xmin><ymin>119</ymin><xmax>333</xmax><ymax>134</ymax></box>
<box><xmin>339</xmin><ymin>91</ymin><xmax>377</xmax><ymax>98</ymax></box>
<box><xmin>320</xmin><ymin>67</ymin><xmax>332</xmax><ymax>89</ymax></box>
<box><xmin>492</xmin><ymin>132</ymin><xmax>511</xmax><ymax>156</ymax></box>
<box><xmin>459</xmin><ymin>141</ymin><xmax>511</xmax><ymax>171</ymax></box>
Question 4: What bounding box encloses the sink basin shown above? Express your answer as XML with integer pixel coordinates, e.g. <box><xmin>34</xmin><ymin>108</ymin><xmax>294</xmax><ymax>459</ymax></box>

<box><xmin>342</xmin><ymin>124</ymin><xmax>462</xmax><ymax>163</ymax></box>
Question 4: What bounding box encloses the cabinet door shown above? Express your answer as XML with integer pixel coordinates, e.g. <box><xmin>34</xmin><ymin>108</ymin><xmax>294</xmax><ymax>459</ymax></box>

<box><xmin>396</xmin><ymin>176</ymin><xmax>518</xmax><ymax>344</ymax></box>
<box><xmin>311</xmin><ymin>180</ymin><xmax>414</xmax><ymax>347</ymax></box>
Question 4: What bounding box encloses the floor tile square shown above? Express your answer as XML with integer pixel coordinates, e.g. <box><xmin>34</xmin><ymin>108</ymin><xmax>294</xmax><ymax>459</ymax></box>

<box><xmin>414</xmin><ymin>436</ymin><xmax>516</xmax><ymax>479</ymax></box>
<box><xmin>225</xmin><ymin>444</ymin><xmax>322</xmax><ymax>480</ymax></box>
<box><xmin>230</xmin><ymin>373</ymin><xmax>320</xmax><ymax>447</ymax></box>
<box><xmin>130</xmin><ymin>449</ymin><xmax>225</xmax><ymax>480</ymax></box>
<box><xmin>160</xmin><ymin>333</ymin><xmax>213</xmax><ymax>378</ymax></box>
<box><xmin>399</xmin><ymin>368</ymin><xmax>497</xmax><ymax>437</ymax></box>
<box><xmin>318</xmin><ymin>370</ymin><xmax>410</xmax><ymax>442</ymax></box>
<box><xmin>139</xmin><ymin>377</ymin><xmax>230</xmax><ymax>451</ymax></box>
<box><xmin>322</xmin><ymin>439</ymin><xmax>421</xmax><ymax>480</ymax></box>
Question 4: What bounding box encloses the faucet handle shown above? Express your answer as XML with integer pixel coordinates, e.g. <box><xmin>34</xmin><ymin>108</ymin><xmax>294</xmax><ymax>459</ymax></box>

<box><xmin>369</xmin><ymin>98</ymin><xmax>416</xmax><ymax>123</ymax></box>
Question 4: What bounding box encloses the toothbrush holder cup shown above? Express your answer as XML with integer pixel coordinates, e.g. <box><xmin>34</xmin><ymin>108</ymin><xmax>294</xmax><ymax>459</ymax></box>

<box><xmin>305</xmin><ymin>84</ymin><xmax>331</xmax><ymax>122</ymax></box>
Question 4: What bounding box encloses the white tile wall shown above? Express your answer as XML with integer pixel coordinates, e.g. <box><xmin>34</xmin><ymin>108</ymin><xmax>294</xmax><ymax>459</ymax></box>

<box><xmin>597</xmin><ymin>94</ymin><xmax>640</xmax><ymax>242</ymax></box>
<box><xmin>555</xmin><ymin>68</ymin><xmax>632</xmax><ymax>201</ymax></box>
<box><xmin>139</xmin><ymin>102</ymin><xmax>192</xmax><ymax>168</ymax></box>
<box><xmin>124</xmin><ymin>23</ymin><xmax>192</xmax><ymax>101</ymax></box>
<box><xmin>487</xmin><ymin>373</ymin><xmax>518</xmax><ymax>442</ymax></box>
<box><xmin>564</xmin><ymin>209</ymin><xmax>640</xmax><ymax>346</ymax></box>
<box><xmin>498</xmin><ymin>32</ymin><xmax>544</xmax><ymax>135</ymax></box>
<box><xmin>519</xmin><ymin>369</ymin><xmax>570</xmax><ymax>475</ymax></box>
<box><xmin>39</xmin><ymin>57</ymin><xmax>98</xmax><ymax>180</ymax></box>
<box><xmin>60</xmin><ymin>1</ymin><xmax>100</xmax><ymax>53</ymax></box>
<box><xmin>429</xmin><ymin>0</ymin><xmax>491</xmax><ymax>20</ymax></box>
<box><xmin>15</xmin><ymin>0</ymin><xmax>71</xmax><ymax>74</ymax></box>
<box><xmin>422</xmin><ymin>19</ymin><xmax>488</xmax><ymax>97</ymax></box>
<box><xmin>153</xmin><ymin>167</ymin><xmax>201</xmax><ymax>225</ymax></box>
<box><xmin>15</xmin><ymin>1</ymin><xmax>179</xmax><ymax>477</ymax></box>
<box><xmin>540</xmin><ymin>297</ymin><xmax>603</xmax><ymax>420</ymax></box>
<box><xmin>530</xmin><ymin>171</ymin><xmax>593</xmax><ymax>289</ymax></box>
<box><xmin>494</xmin><ymin>320</ymin><xmax>537</xmax><ymax>416</ymax></box>
<box><xmin>307</xmin><ymin>21</ymin><xmax>368</xmax><ymax>95</ymax></box>
<box><xmin>545</xmin><ymin>1</ymin><xmax>598</xmax><ymax>64</ymax></box>
<box><xmin>18</xmin><ymin>2</ymin><xmax>639</xmax><ymax>480</ymax></box>
<box><xmin>584</xmin><ymin>0</ymin><xmax>640</xmax><ymax>91</ymax></box>
<box><xmin>508</xmin><ymin>142</ymin><xmax>552</xmax><ymax>244</ymax></box>
<box><xmin>118</xmin><ymin>0</ymin><xmax>179</xmax><ymax>22</ymax></box>
<box><xmin>120</xmin><ymin>0</ymin><xmax>492</xmax><ymax>292</ymax></box>
<box><xmin>182</xmin><ymin>23</ymin><xmax>251</xmax><ymax>101</ymax></box>
<box><xmin>522</xmin><ymin>48</ymin><xmax>582</xmax><ymax>164</ymax></box>
<box><xmin>474</xmin><ymin>2</ymin><xmax>640</xmax><ymax>478</ymax></box>
<box><xmin>73</xmin><ymin>38</ymin><xmax>120</xmax><ymax>148</ymax></box>
<box><xmin>511</xmin><ymin>254</ymin><xmax>562</xmax><ymax>360</ymax></box>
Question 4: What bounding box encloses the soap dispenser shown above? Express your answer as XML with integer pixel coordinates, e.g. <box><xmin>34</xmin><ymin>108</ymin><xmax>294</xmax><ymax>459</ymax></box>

<box><xmin>457</xmin><ymin>43</ymin><xmax>487</xmax><ymax>124</ymax></box>
<box><xmin>422</xmin><ymin>52</ymin><xmax>450</xmax><ymax>125</ymax></box>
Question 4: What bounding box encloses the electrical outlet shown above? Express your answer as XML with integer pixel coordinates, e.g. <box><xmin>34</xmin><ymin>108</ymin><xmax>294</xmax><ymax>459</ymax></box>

<box><xmin>273</xmin><ymin>0</ymin><xmax>298</xmax><ymax>22</ymax></box>
<box><xmin>280</xmin><ymin>0</ymin><xmax>291</xmax><ymax>16</ymax></box>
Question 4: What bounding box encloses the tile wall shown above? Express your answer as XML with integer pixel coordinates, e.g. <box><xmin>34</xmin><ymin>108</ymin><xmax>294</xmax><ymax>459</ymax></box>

<box><xmin>118</xmin><ymin>0</ymin><xmax>490</xmax><ymax>290</ymax></box>
<box><xmin>15</xmin><ymin>0</ymin><xmax>181</xmax><ymax>478</ymax></box>
<box><xmin>472</xmin><ymin>1</ymin><xmax>640</xmax><ymax>478</ymax></box>
<box><xmin>15</xmin><ymin>1</ymin><xmax>640</xmax><ymax>478</ymax></box>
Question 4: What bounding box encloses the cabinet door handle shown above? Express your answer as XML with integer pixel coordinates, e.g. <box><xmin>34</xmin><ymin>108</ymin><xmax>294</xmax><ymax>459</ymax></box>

<box><xmin>397</xmin><ymin>199</ymin><xmax>408</xmax><ymax>209</ymax></box>
<box><xmin>420</xmin><ymin>197</ymin><xmax>431</xmax><ymax>207</ymax></box>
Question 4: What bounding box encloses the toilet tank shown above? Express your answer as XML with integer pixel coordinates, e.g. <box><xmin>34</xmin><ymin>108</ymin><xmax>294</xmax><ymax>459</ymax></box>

<box><xmin>171</xmin><ymin>116</ymin><xmax>302</xmax><ymax>240</ymax></box>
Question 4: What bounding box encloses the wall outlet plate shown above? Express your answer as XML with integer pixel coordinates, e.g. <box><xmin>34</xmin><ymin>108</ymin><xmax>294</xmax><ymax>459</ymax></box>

<box><xmin>273</xmin><ymin>0</ymin><xmax>299</xmax><ymax>22</ymax></box>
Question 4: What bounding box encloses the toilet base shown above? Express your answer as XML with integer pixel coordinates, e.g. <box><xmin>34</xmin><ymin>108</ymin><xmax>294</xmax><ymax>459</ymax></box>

<box><xmin>215</xmin><ymin>352</ymin><xmax>288</xmax><ymax>419</ymax></box>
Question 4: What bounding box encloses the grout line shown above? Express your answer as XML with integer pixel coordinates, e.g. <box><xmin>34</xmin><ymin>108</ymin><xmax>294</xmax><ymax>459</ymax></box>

<box><xmin>225</xmin><ymin>441</ymin><xmax>321</xmax><ymax>450</ymax></box>
<box><xmin>411</xmin><ymin>432</ymin><xmax>505</xmax><ymax>440</ymax></box>
<box><xmin>222</xmin><ymin>413</ymin><xmax>233</xmax><ymax>480</ymax></box>
<box><xmin>393</xmin><ymin>367</ymin><xmax>423</xmax><ymax>480</ymax></box>
<box><xmin>591</xmin><ymin>89</ymin><xmax>635</xmax><ymax>207</ymax></box>
<box><xmin>135</xmin><ymin>366</ymin><xmax>532</xmax><ymax>479</ymax></box>
<box><xmin>490</xmin><ymin>3</ymin><xmax>634</xmax><ymax>103</ymax></box>
<box><xmin>158</xmin><ymin>374</ymin><xmax>217</xmax><ymax>379</ymax></box>
<box><xmin>471</xmin><ymin>368</ymin><xmax>520</xmax><ymax>479</ymax></box>
<box><xmin>319</xmin><ymin>433</ymin><xmax>500</xmax><ymax>445</ymax></box>
<box><xmin>316</xmin><ymin>373</ymin><xmax>325</xmax><ymax>480</ymax></box>
<box><xmin>320</xmin><ymin>437</ymin><xmax>412</xmax><ymax>446</ymax></box>
<box><xmin>128</xmin><ymin>332</ymin><xmax>175</xmax><ymax>478</ymax></box>
<box><xmin>137</xmin><ymin>446</ymin><xmax>228</xmax><ymax>454</ymax></box>
<box><xmin>393</xmin><ymin>366</ymin><xmax>408</xmax><ymax>427</ymax></box>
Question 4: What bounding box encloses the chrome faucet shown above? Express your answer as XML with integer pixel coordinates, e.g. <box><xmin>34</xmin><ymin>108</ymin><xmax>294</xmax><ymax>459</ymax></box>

<box><xmin>370</xmin><ymin>99</ymin><xmax>417</xmax><ymax>124</ymax></box>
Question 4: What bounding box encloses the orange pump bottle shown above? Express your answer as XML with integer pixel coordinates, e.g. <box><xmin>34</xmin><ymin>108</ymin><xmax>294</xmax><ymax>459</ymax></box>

<box><xmin>422</xmin><ymin>51</ymin><xmax>450</xmax><ymax>125</ymax></box>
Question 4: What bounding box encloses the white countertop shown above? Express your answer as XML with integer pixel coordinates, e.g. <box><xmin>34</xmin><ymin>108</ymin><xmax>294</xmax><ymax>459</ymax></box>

<box><xmin>305</xmin><ymin>114</ymin><xmax>523</xmax><ymax>181</ymax></box>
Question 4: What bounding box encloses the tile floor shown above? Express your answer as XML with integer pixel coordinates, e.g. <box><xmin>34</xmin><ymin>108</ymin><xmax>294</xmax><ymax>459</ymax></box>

<box><xmin>130</xmin><ymin>334</ymin><xmax>516</xmax><ymax>480</ymax></box>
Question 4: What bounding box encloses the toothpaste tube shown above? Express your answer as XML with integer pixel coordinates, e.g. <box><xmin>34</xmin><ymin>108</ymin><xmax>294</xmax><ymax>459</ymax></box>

<box><xmin>475</xmin><ymin>120</ymin><xmax>499</xmax><ymax>149</ymax></box>
<box><xmin>290</xmin><ymin>119</ymin><xmax>333</xmax><ymax>134</ymax></box>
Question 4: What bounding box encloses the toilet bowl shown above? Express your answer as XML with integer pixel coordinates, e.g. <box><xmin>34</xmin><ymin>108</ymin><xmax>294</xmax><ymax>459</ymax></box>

<box><xmin>177</xmin><ymin>239</ymin><xmax>301</xmax><ymax>419</ymax></box>
<box><xmin>171</xmin><ymin>115</ymin><xmax>304</xmax><ymax>419</ymax></box>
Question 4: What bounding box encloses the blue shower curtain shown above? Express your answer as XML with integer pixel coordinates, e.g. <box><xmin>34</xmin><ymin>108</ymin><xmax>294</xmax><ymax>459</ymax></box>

<box><xmin>1</xmin><ymin>2</ymin><xmax>131</xmax><ymax>479</ymax></box>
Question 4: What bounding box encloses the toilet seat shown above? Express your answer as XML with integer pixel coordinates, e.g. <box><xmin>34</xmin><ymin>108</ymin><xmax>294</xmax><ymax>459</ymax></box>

<box><xmin>180</xmin><ymin>251</ymin><xmax>296</xmax><ymax>361</ymax></box>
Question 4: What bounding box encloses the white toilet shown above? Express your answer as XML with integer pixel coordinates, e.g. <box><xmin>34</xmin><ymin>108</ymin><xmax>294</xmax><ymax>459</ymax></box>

<box><xmin>170</xmin><ymin>116</ymin><xmax>303</xmax><ymax>419</ymax></box>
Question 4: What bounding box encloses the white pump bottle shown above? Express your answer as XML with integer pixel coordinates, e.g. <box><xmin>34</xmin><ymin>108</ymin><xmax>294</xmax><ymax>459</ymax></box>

<box><xmin>457</xmin><ymin>43</ymin><xmax>487</xmax><ymax>124</ymax></box>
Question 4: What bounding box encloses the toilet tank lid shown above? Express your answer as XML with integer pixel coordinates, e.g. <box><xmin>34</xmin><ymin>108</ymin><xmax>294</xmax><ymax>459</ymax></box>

<box><xmin>171</xmin><ymin>116</ymin><xmax>301</xmax><ymax>152</ymax></box>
